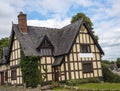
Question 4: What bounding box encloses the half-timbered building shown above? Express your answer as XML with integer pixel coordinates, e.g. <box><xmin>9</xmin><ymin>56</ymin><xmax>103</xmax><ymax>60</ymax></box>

<box><xmin>0</xmin><ymin>12</ymin><xmax>104</xmax><ymax>85</ymax></box>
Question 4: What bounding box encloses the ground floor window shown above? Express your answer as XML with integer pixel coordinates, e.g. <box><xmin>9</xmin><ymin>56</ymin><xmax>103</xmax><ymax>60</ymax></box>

<box><xmin>11</xmin><ymin>69</ymin><xmax>17</xmax><ymax>80</ymax></box>
<box><xmin>82</xmin><ymin>62</ymin><xmax>93</xmax><ymax>73</ymax></box>
<box><xmin>5</xmin><ymin>71</ymin><xmax>8</xmax><ymax>81</ymax></box>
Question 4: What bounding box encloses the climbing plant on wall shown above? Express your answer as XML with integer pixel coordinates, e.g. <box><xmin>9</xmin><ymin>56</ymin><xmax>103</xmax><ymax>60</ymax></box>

<box><xmin>20</xmin><ymin>50</ymin><xmax>40</xmax><ymax>88</ymax></box>
<box><xmin>38</xmin><ymin>63</ymin><xmax>48</xmax><ymax>84</ymax></box>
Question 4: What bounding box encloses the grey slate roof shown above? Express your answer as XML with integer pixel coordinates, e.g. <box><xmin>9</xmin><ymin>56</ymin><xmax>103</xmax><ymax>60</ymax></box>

<box><xmin>5</xmin><ymin>19</ymin><xmax>104</xmax><ymax>66</ymax></box>
<box><xmin>108</xmin><ymin>64</ymin><xmax>118</xmax><ymax>71</ymax></box>
<box><xmin>0</xmin><ymin>47</ymin><xmax>8</xmax><ymax>65</ymax></box>
<box><xmin>52</xmin><ymin>56</ymin><xmax>64</xmax><ymax>67</ymax></box>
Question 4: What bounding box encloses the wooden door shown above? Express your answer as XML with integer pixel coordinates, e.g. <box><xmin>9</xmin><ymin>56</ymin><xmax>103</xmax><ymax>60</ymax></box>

<box><xmin>53</xmin><ymin>66</ymin><xmax>59</xmax><ymax>81</ymax></box>
<box><xmin>0</xmin><ymin>72</ymin><xmax>4</xmax><ymax>85</ymax></box>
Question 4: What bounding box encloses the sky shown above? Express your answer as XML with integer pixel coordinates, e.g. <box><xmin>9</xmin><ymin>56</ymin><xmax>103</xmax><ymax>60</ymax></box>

<box><xmin>0</xmin><ymin>0</ymin><xmax>120</xmax><ymax>61</ymax></box>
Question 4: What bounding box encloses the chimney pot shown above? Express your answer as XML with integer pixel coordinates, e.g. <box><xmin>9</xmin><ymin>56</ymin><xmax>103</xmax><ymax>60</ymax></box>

<box><xmin>20</xmin><ymin>11</ymin><xmax>23</xmax><ymax>14</ymax></box>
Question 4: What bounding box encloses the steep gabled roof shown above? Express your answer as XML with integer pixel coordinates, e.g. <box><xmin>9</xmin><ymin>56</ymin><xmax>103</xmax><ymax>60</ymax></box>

<box><xmin>52</xmin><ymin>56</ymin><xmax>64</xmax><ymax>67</ymax></box>
<box><xmin>10</xmin><ymin>19</ymin><xmax>104</xmax><ymax>57</ymax></box>
<box><xmin>55</xmin><ymin>19</ymin><xmax>83</xmax><ymax>55</ymax></box>
<box><xmin>4</xmin><ymin>19</ymin><xmax>104</xmax><ymax>66</ymax></box>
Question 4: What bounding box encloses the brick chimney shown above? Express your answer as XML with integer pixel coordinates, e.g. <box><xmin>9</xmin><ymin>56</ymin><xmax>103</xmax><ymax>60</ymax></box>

<box><xmin>18</xmin><ymin>12</ymin><xmax>28</xmax><ymax>33</ymax></box>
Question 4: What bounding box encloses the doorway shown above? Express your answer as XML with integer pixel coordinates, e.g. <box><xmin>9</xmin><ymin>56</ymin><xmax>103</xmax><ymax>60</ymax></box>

<box><xmin>0</xmin><ymin>72</ymin><xmax>4</xmax><ymax>85</ymax></box>
<box><xmin>53</xmin><ymin>66</ymin><xmax>59</xmax><ymax>81</ymax></box>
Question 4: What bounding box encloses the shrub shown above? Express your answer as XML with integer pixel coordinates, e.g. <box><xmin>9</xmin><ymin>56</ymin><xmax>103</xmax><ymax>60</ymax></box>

<box><xmin>102</xmin><ymin>63</ymin><xmax>120</xmax><ymax>83</ymax></box>
<box><xmin>66</xmin><ymin>80</ymin><xmax>77</xmax><ymax>86</ymax></box>
<box><xmin>66</xmin><ymin>78</ymin><xmax>100</xmax><ymax>86</ymax></box>
<box><xmin>87</xmin><ymin>78</ymin><xmax>101</xmax><ymax>83</ymax></box>
<box><xmin>52</xmin><ymin>81</ymin><xmax>59</xmax><ymax>87</ymax></box>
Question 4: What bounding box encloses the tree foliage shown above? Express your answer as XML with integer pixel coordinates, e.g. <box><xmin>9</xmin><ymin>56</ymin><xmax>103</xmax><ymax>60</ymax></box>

<box><xmin>20</xmin><ymin>50</ymin><xmax>40</xmax><ymax>88</ymax></box>
<box><xmin>71</xmin><ymin>12</ymin><xmax>99</xmax><ymax>41</ymax></box>
<box><xmin>102</xmin><ymin>60</ymin><xmax>115</xmax><ymax>64</ymax></box>
<box><xmin>116</xmin><ymin>58</ymin><xmax>120</xmax><ymax>68</ymax></box>
<box><xmin>102</xmin><ymin>60</ymin><xmax>111</xmax><ymax>64</ymax></box>
<box><xmin>0</xmin><ymin>37</ymin><xmax>9</xmax><ymax>58</ymax></box>
<box><xmin>71</xmin><ymin>12</ymin><xmax>93</xmax><ymax>28</ymax></box>
<box><xmin>102</xmin><ymin>63</ymin><xmax>120</xmax><ymax>82</ymax></box>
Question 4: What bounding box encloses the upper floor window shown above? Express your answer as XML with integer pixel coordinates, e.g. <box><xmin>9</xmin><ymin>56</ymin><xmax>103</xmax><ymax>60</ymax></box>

<box><xmin>40</xmin><ymin>39</ymin><xmax>53</xmax><ymax>49</ymax></box>
<box><xmin>80</xmin><ymin>44</ymin><xmax>91</xmax><ymax>53</ymax></box>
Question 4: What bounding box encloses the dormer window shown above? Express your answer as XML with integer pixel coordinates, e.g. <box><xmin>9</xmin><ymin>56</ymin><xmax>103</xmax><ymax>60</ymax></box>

<box><xmin>37</xmin><ymin>36</ymin><xmax>53</xmax><ymax>56</ymax></box>
<box><xmin>80</xmin><ymin>44</ymin><xmax>91</xmax><ymax>53</ymax></box>
<box><xmin>40</xmin><ymin>40</ymin><xmax>52</xmax><ymax>49</ymax></box>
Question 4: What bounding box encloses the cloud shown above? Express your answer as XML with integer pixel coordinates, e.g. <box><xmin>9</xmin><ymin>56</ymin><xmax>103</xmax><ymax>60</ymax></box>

<box><xmin>73</xmin><ymin>0</ymin><xmax>93</xmax><ymax>7</ymax></box>
<box><xmin>0</xmin><ymin>0</ymin><xmax>120</xmax><ymax>61</ymax></box>
<box><xmin>27</xmin><ymin>18</ymin><xmax>70</xmax><ymax>28</ymax></box>
<box><xmin>91</xmin><ymin>0</ymin><xmax>120</xmax><ymax>61</ymax></box>
<box><xmin>0</xmin><ymin>0</ymin><xmax>94</xmax><ymax>38</ymax></box>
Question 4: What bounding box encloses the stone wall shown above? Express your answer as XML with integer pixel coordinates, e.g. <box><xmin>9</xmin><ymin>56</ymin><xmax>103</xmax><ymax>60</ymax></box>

<box><xmin>0</xmin><ymin>85</ymin><xmax>41</xmax><ymax>91</ymax></box>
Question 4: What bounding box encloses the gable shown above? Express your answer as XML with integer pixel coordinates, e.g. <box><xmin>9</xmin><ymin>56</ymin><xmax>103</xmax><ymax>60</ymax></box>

<box><xmin>9</xmin><ymin>35</ymin><xmax>21</xmax><ymax>66</ymax></box>
<box><xmin>75</xmin><ymin>24</ymin><xmax>102</xmax><ymax>53</ymax></box>
<box><xmin>37</xmin><ymin>36</ymin><xmax>53</xmax><ymax>49</ymax></box>
<box><xmin>70</xmin><ymin>24</ymin><xmax>102</xmax><ymax>60</ymax></box>
<box><xmin>65</xmin><ymin>24</ymin><xmax>103</xmax><ymax>78</ymax></box>
<box><xmin>37</xmin><ymin>36</ymin><xmax>54</xmax><ymax>56</ymax></box>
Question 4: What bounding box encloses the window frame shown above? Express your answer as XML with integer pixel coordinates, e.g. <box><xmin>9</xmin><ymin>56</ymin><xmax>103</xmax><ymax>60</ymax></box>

<box><xmin>80</xmin><ymin>44</ymin><xmax>91</xmax><ymax>53</ymax></box>
<box><xmin>82</xmin><ymin>62</ymin><xmax>93</xmax><ymax>73</ymax></box>
<box><xmin>11</xmin><ymin>69</ymin><xmax>17</xmax><ymax>80</ymax></box>
<box><xmin>5</xmin><ymin>71</ymin><xmax>8</xmax><ymax>81</ymax></box>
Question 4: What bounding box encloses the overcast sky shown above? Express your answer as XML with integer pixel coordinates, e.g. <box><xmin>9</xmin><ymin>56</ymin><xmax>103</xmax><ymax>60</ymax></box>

<box><xmin>0</xmin><ymin>0</ymin><xmax>120</xmax><ymax>61</ymax></box>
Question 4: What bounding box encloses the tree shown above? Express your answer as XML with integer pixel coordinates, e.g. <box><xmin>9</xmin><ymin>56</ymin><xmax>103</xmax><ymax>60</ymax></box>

<box><xmin>102</xmin><ymin>63</ymin><xmax>120</xmax><ymax>82</ymax></box>
<box><xmin>102</xmin><ymin>60</ymin><xmax>111</xmax><ymax>64</ymax></box>
<box><xmin>71</xmin><ymin>12</ymin><xmax>99</xmax><ymax>41</ymax></box>
<box><xmin>71</xmin><ymin>12</ymin><xmax>93</xmax><ymax>28</ymax></box>
<box><xmin>0</xmin><ymin>37</ymin><xmax>9</xmax><ymax>58</ymax></box>
<box><xmin>116</xmin><ymin>58</ymin><xmax>120</xmax><ymax>68</ymax></box>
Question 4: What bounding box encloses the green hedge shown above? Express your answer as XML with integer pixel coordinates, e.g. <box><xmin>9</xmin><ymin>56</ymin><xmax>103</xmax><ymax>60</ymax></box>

<box><xmin>20</xmin><ymin>51</ymin><xmax>40</xmax><ymax>88</ymax></box>
<box><xmin>102</xmin><ymin>63</ymin><xmax>120</xmax><ymax>83</ymax></box>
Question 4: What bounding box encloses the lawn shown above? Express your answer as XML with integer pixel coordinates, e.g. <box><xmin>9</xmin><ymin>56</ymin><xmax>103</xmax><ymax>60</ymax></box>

<box><xmin>54</xmin><ymin>83</ymin><xmax>120</xmax><ymax>90</ymax></box>
<box><xmin>53</xmin><ymin>87</ymin><xmax>72</xmax><ymax>91</ymax></box>
<box><xmin>77</xmin><ymin>83</ymin><xmax>120</xmax><ymax>90</ymax></box>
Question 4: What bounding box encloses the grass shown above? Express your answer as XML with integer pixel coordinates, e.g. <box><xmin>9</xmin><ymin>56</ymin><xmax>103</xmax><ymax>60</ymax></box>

<box><xmin>54</xmin><ymin>83</ymin><xmax>120</xmax><ymax>90</ymax></box>
<box><xmin>0</xmin><ymin>85</ymin><xmax>11</xmax><ymax>88</ymax></box>
<box><xmin>77</xmin><ymin>83</ymin><xmax>120</xmax><ymax>90</ymax></box>
<box><xmin>53</xmin><ymin>87</ymin><xmax>72</xmax><ymax>91</ymax></box>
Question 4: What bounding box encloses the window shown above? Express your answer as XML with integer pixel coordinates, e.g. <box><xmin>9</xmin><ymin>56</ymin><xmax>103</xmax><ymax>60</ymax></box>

<box><xmin>11</xmin><ymin>69</ymin><xmax>17</xmax><ymax>80</ymax></box>
<box><xmin>40</xmin><ymin>39</ymin><xmax>53</xmax><ymax>49</ymax></box>
<box><xmin>80</xmin><ymin>44</ymin><xmax>91</xmax><ymax>53</ymax></box>
<box><xmin>40</xmin><ymin>48</ymin><xmax>52</xmax><ymax>56</ymax></box>
<box><xmin>82</xmin><ymin>62</ymin><xmax>93</xmax><ymax>73</ymax></box>
<box><xmin>5</xmin><ymin>71</ymin><xmax>8</xmax><ymax>81</ymax></box>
